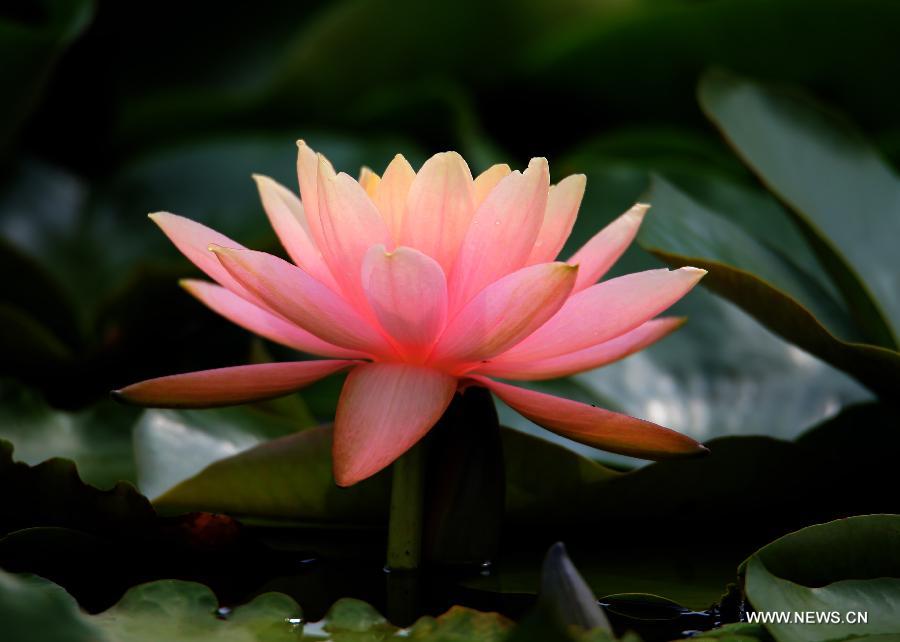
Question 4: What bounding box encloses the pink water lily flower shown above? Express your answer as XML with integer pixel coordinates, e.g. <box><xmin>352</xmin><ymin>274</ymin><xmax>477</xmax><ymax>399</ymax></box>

<box><xmin>116</xmin><ymin>143</ymin><xmax>708</xmax><ymax>486</ymax></box>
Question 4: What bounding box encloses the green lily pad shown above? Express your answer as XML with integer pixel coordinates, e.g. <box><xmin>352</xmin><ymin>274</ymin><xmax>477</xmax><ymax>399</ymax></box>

<box><xmin>92</xmin><ymin>580</ymin><xmax>303</xmax><ymax>642</ymax></box>
<box><xmin>741</xmin><ymin>515</ymin><xmax>900</xmax><ymax>642</ymax></box>
<box><xmin>699</xmin><ymin>70</ymin><xmax>900</xmax><ymax>348</ymax></box>
<box><xmin>0</xmin><ymin>569</ymin><xmax>101</xmax><ymax>642</ymax></box>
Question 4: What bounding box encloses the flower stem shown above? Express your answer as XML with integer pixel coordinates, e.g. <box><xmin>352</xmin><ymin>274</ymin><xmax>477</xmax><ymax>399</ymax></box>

<box><xmin>386</xmin><ymin>441</ymin><xmax>426</xmax><ymax>571</ymax></box>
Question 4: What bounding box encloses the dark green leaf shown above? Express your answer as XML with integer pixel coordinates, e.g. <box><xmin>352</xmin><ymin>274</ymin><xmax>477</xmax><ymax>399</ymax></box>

<box><xmin>699</xmin><ymin>70</ymin><xmax>900</xmax><ymax>348</ymax></box>
<box><xmin>638</xmin><ymin>177</ymin><xmax>900</xmax><ymax>398</ymax></box>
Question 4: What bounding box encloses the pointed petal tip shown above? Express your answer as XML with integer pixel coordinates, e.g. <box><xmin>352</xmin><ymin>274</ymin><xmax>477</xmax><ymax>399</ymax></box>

<box><xmin>681</xmin><ymin>266</ymin><xmax>708</xmax><ymax>281</ymax></box>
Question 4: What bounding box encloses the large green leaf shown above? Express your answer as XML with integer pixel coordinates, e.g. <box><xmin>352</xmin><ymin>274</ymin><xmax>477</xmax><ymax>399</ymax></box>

<box><xmin>134</xmin><ymin>406</ymin><xmax>313</xmax><ymax>500</ymax></box>
<box><xmin>742</xmin><ymin>515</ymin><xmax>900</xmax><ymax>642</ymax></box>
<box><xmin>0</xmin><ymin>383</ymin><xmax>138</xmax><ymax>488</ymax></box>
<box><xmin>699</xmin><ymin>70</ymin><xmax>900</xmax><ymax>348</ymax></box>
<box><xmin>637</xmin><ymin>177</ymin><xmax>900</xmax><ymax>399</ymax></box>
<box><xmin>152</xmin><ymin>425</ymin><xmax>390</xmax><ymax>525</ymax></box>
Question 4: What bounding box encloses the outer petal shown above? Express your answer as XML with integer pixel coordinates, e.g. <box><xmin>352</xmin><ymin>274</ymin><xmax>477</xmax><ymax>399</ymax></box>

<box><xmin>498</xmin><ymin>267</ymin><xmax>705</xmax><ymax>362</ymax></box>
<box><xmin>253</xmin><ymin>174</ymin><xmax>337</xmax><ymax>289</ymax></box>
<box><xmin>400</xmin><ymin>152</ymin><xmax>476</xmax><ymax>274</ymax></box>
<box><xmin>474</xmin><ymin>317</ymin><xmax>685</xmax><ymax>380</ymax></box>
<box><xmin>317</xmin><ymin>159</ymin><xmax>394</xmax><ymax>305</ymax></box>
<box><xmin>568</xmin><ymin>203</ymin><xmax>648</xmax><ymax>292</ymax></box>
<box><xmin>211</xmin><ymin>245</ymin><xmax>398</xmax><ymax>358</ymax></box>
<box><xmin>527</xmin><ymin>174</ymin><xmax>586</xmax><ymax>264</ymax></box>
<box><xmin>362</xmin><ymin>245</ymin><xmax>448</xmax><ymax>358</ymax></box>
<box><xmin>473</xmin><ymin>163</ymin><xmax>511</xmax><ymax>206</ymax></box>
<box><xmin>333</xmin><ymin>363</ymin><xmax>456</xmax><ymax>486</ymax></box>
<box><xmin>470</xmin><ymin>376</ymin><xmax>707</xmax><ymax>460</ymax></box>
<box><xmin>449</xmin><ymin>158</ymin><xmax>550</xmax><ymax>310</ymax></box>
<box><xmin>375</xmin><ymin>154</ymin><xmax>416</xmax><ymax>240</ymax></box>
<box><xmin>430</xmin><ymin>262</ymin><xmax>577</xmax><ymax>369</ymax></box>
<box><xmin>181</xmin><ymin>279</ymin><xmax>367</xmax><ymax>359</ymax></box>
<box><xmin>148</xmin><ymin>212</ymin><xmax>256</xmax><ymax>302</ymax></box>
<box><xmin>115</xmin><ymin>360</ymin><xmax>356</xmax><ymax>409</ymax></box>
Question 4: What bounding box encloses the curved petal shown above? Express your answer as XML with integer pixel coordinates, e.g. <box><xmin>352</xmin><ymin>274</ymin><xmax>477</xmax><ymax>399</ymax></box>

<box><xmin>148</xmin><ymin>212</ymin><xmax>257</xmax><ymax>302</ymax></box>
<box><xmin>358</xmin><ymin>166</ymin><xmax>381</xmax><ymax>196</ymax></box>
<box><xmin>473</xmin><ymin>163</ymin><xmax>511</xmax><ymax>206</ymax></box>
<box><xmin>474</xmin><ymin>317</ymin><xmax>685</xmax><ymax>380</ymax></box>
<box><xmin>449</xmin><ymin>158</ymin><xmax>550</xmax><ymax>310</ymax></box>
<box><xmin>400</xmin><ymin>152</ymin><xmax>476</xmax><ymax>274</ymax></box>
<box><xmin>470</xmin><ymin>376</ymin><xmax>707</xmax><ymax>460</ymax></box>
<box><xmin>296</xmin><ymin>140</ymin><xmax>327</xmax><ymax>245</ymax></box>
<box><xmin>181</xmin><ymin>279</ymin><xmax>367</xmax><ymax>359</ymax></box>
<box><xmin>115</xmin><ymin>360</ymin><xmax>356</xmax><ymax>409</ymax></box>
<box><xmin>362</xmin><ymin>245</ymin><xmax>448</xmax><ymax>358</ymax></box>
<box><xmin>375</xmin><ymin>154</ymin><xmax>416</xmax><ymax>240</ymax></box>
<box><xmin>333</xmin><ymin>363</ymin><xmax>457</xmax><ymax>486</ymax></box>
<box><xmin>317</xmin><ymin>159</ymin><xmax>393</xmax><ymax>306</ymax></box>
<box><xmin>211</xmin><ymin>245</ymin><xmax>398</xmax><ymax>358</ymax></box>
<box><xmin>253</xmin><ymin>174</ymin><xmax>337</xmax><ymax>289</ymax></box>
<box><xmin>527</xmin><ymin>174</ymin><xmax>586</xmax><ymax>264</ymax></box>
<box><xmin>498</xmin><ymin>267</ymin><xmax>705</xmax><ymax>362</ymax></box>
<box><xmin>568</xmin><ymin>203</ymin><xmax>648</xmax><ymax>292</ymax></box>
<box><xmin>430</xmin><ymin>262</ymin><xmax>577</xmax><ymax>368</ymax></box>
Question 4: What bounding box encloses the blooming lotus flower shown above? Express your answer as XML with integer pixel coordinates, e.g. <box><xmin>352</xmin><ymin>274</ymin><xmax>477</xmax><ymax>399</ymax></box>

<box><xmin>116</xmin><ymin>143</ymin><xmax>708</xmax><ymax>486</ymax></box>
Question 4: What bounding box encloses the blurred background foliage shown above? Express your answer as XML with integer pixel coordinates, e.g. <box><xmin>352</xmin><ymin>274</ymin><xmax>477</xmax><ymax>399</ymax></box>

<box><xmin>2</xmin><ymin>0</ymin><xmax>900</xmax><ymax>630</ymax></box>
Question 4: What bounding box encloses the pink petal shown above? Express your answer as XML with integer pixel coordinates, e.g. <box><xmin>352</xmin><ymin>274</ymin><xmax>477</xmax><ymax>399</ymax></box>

<box><xmin>148</xmin><ymin>212</ymin><xmax>256</xmax><ymax>302</ymax></box>
<box><xmin>374</xmin><ymin>154</ymin><xmax>416</xmax><ymax>240</ymax></box>
<box><xmin>527</xmin><ymin>174</ymin><xmax>586</xmax><ymax>264</ymax></box>
<box><xmin>449</xmin><ymin>158</ymin><xmax>550</xmax><ymax>310</ymax></box>
<box><xmin>474</xmin><ymin>317</ymin><xmax>684</xmax><ymax>380</ymax></box>
<box><xmin>400</xmin><ymin>152</ymin><xmax>476</xmax><ymax>274</ymax></box>
<box><xmin>473</xmin><ymin>163</ymin><xmax>511</xmax><ymax>206</ymax></box>
<box><xmin>115</xmin><ymin>360</ymin><xmax>356</xmax><ymax>409</ymax></box>
<box><xmin>181</xmin><ymin>279</ymin><xmax>367</xmax><ymax>359</ymax></box>
<box><xmin>430</xmin><ymin>262</ymin><xmax>577</xmax><ymax>369</ymax></box>
<box><xmin>333</xmin><ymin>363</ymin><xmax>456</xmax><ymax>486</ymax></box>
<box><xmin>362</xmin><ymin>245</ymin><xmax>448</xmax><ymax>359</ymax></box>
<box><xmin>253</xmin><ymin>174</ymin><xmax>337</xmax><ymax>289</ymax></box>
<box><xmin>568</xmin><ymin>203</ymin><xmax>648</xmax><ymax>292</ymax></box>
<box><xmin>470</xmin><ymin>376</ymin><xmax>707</xmax><ymax>460</ymax></box>
<box><xmin>317</xmin><ymin>158</ymin><xmax>393</xmax><ymax>306</ymax></box>
<box><xmin>211</xmin><ymin>245</ymin><xmax>398</xmax><ymax>358</ymax></box>
<box><xmin>498</xmin><ymin>267</ymin><xmax>706</xmax><ymax>362</ymax></box>
<box><xmin>296</xmin><ymin>140</ymin><xmax>324</xmax><ymax>234</ymax></box>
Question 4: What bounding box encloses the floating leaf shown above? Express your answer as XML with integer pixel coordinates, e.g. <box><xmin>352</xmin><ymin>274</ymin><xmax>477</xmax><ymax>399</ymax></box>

<box><xmin>0</xmin><ymin>570</ymin><xmax>101</xmax><ymax>642</ymax></box>
<box><xmin>742</xmin><ymin>515</ymin><xmax>900</xmax><ymax>642</ymax></box>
